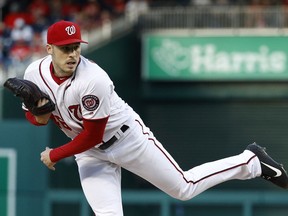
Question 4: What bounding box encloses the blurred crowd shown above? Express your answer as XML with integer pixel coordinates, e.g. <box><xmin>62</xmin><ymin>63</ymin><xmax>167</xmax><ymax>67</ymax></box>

<box><xmin>0</xmin><ymin>0</ymin><xmax>150</xmax><ymax>80</ymax></box>
<box><xmin>0</xmin><ymin>0</ymin><xmax>287</xmax><ymax>82</ymax></box>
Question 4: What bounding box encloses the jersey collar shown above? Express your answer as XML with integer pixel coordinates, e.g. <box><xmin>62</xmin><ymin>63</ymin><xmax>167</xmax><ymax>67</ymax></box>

<box><xmin>50</xmin><ymin>63</ymin><xmax>71</xmax><ymax>85</ymax></box>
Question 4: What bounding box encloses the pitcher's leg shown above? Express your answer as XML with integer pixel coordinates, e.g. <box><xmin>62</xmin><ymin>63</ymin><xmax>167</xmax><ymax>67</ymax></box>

<box><xmin>180</xmin><ymin>149</ymin><xmax>261</xmax><ymax>199</ymax></box>
<box><xmin>117</xmin><ymin>126</ymin><xmax>261</xmax><ymax>201</ymax></box>
<box><xmin>76</xmin><ymin>156</ymin><xmax>123</xmax><ymax>216</ymax></box>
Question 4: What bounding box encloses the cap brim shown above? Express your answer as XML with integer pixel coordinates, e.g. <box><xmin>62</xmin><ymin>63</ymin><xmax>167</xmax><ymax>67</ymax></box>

<box><xmin>52</xmin><ymin>39</ymin><xmax>88</xmax><ymax>46</ymax></box>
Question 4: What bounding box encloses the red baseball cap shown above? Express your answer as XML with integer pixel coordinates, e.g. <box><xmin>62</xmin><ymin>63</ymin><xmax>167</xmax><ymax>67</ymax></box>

<box><xmin>47</xmin><ymin>20</ymin><xmax>88</xmax><ymax>46</ymax></box>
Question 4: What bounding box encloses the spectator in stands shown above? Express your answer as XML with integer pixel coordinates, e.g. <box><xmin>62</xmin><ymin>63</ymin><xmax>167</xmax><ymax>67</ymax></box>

<box><xmin>28</xmin><ymin>0</ymin><xmax>50</xmax><ymax>33</ymax></box>
<box><xmin>48</xmin><ymin>0</ymin><xmax>64</xmax><ymax>23</ymax></box>
<box><xmin>100</xmin><ymin>0</ymin><xmax>127</xmax><ymax>18</ymax></box>
<box><xmin>0</xmin><ymin>21</ymin><xmax>12</xmax><ymax>73</ymax></box>
<box><xmin>28</xmin><ymin>0</ymin><xmax>50</xmax><ymax>18</ymax></box>
<box><xmin>112</xmin><ymin>0</ymin><xmax>127</xmax><ymax>18</ymax></box>
<box><xmin>0</xmin><ymin>22</ymin><xmax>6</xmax><ymax>77</ymax></box>
<box><xmin>245</xmin><ymin>0</ymin><xmax>268</xmax><ymax>27</ymax></box>
<box><xmin>29</xmin><ymin>8</ymin><xmax>50</xmax><ymax>34</ymax></box>
<box><xmin>61</xmin><ymin>0</ymin><xmax>82</xmax><ymax>21</ymax></box>
<box><xmin>30</xmin><ymin>32</ymin><xmax>47</xmax><ymax>61</ymax></box>
<box><xmin>9</xmin><ymin>40</ymin><xmax>32</xmax><ymax>63</ymax></box>
<box><xmin>10</xmin><ymin>18</ymin><xmax>34</xmax><ymax>44</ymax></box>
<box><xmin>125</xmin><ymin>0</ymin><xmax>149</xmax><ymax>23</ymax></box>
<box><xmin>3</xmin><ymin>2</ymin><xmax>33</xmax><ymax>29</ymax></box>
<box><xmin>78</xmin><ymin>0</ymin><xmax>105</xmax><ymax>30</ymax></box>
<box><xmin>8</xmin><ymin>39</ymin><xmax>32</xmax><ymax>77</ymax></box>
<box><xmin>190</xmin><ymin>0</ymin><xmax>212</xmax><ymax>6</ymax></box>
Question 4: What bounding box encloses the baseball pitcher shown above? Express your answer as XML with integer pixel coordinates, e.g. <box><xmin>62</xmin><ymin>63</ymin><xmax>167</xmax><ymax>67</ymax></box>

<box><xmin>4</xmin><ymin>20</ymin><xmax>288</xmax><ymax>216</ymax></box>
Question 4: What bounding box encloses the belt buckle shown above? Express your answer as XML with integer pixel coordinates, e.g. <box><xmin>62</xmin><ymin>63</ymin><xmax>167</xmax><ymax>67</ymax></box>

<box><xmin>99</xmin><ymin>125</ymin><xmax>129</xmax><ymax>150</ymax></box>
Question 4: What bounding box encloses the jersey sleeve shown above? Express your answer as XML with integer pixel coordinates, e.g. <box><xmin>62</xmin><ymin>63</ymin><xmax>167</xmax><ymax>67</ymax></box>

<box><xmin>50</xmin><ymin>117</ymin><xmax>109</xmax><ymax>162</ymax></box>
<box><xmin>79</xmin><ymin>74</ymin><xmax>113</xmax><ymax>120</ymax></box>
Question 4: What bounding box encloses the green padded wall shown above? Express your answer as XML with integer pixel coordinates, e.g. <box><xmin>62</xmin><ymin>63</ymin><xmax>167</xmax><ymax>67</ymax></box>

<box><xmin>0</xmin><ymin>121</ymin><xmax>49</xmax><ymax>216</ymax></box>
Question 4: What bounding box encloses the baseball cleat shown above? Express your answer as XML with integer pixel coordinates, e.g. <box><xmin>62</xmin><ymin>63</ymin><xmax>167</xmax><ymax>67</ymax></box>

<box><xmin>246</xmin><ymin>143</ymin><xmax>288</xmax><ymax>189</ymax></box>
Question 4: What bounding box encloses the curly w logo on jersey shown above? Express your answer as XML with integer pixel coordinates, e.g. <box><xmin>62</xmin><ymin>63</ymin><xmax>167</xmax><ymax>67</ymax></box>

<box><xmin>82</xmin><ymin>95</ymin><xmax>100</xmax><ymax>111</ymax></box>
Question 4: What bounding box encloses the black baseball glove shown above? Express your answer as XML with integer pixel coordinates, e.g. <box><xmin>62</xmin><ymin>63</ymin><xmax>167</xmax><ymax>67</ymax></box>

<box><xmin>4</xmin><ymin>77</ymin><xmax>55</xmax><ymax>116</ymax></box>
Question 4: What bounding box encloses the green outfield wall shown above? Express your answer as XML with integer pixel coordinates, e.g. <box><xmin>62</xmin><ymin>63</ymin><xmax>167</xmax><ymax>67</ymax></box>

<box><xmin>0</xmin><ymin>121</ymin><xmax>49</xmax><ymax>216</ymax></box>
<box><xmin>0</xmin><ymin>148</ymin><xmax>16</xmax><ymax>216</ymax></box>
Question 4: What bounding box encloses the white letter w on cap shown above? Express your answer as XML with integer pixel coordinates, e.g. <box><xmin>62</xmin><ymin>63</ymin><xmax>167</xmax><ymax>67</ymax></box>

<box><xmin>65</xmin><ymin>25</ymin><xmax>76</xmax><ymax>35</ymax></box>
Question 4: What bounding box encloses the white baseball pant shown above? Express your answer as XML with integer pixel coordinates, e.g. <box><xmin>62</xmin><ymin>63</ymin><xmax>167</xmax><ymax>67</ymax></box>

<box><xmin>75</xmin><ymin>114</ymin><xmax>261</xmax><ymax>216</ymax></box>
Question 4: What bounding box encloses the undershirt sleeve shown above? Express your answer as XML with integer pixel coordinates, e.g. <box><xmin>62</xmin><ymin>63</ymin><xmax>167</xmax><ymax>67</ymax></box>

<box><xmin>49</xmin><ymin>116</ymin><xmax>109</xmax><ymax>162</ymax></box>
<box><xmin>25</xmin><ymin>111</ymin><xmax>48</xmax><ymax>126</ymax></box>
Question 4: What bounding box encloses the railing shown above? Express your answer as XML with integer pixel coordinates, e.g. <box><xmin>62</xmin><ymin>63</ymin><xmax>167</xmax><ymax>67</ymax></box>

<box><xmin>139</xmin><ymin>6</ymin><xmax>288</xmax><ymax>30</ymax></box>
<box><xmin>43</xmin><ymin>189</ymin><xmax>288</xmax><ymax>216</ymax></box>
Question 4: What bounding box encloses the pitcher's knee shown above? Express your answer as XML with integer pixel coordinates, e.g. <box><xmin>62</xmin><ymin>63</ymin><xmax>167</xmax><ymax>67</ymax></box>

<box><xmin>170</xmin><ymin>188</ymin><xmax>197</xmax><ymax>201</ymax></box>
<box><xmin>172</xmin><ymin>193</ymin><xmax>194</xmax><ymax>201</ymax></box>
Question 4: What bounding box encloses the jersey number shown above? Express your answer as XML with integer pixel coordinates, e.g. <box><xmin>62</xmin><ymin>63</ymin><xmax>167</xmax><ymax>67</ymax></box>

<box><xmin>52</xmin><ymin>115</ymin><xmax>72</xmax><ymax>130</ymax></box>
<box><xmin>68</xmin><ymin>105</ymin><xmax>82</xmax><ymax>121</ymax></box>
<box><xmin>51</xmin><ymin>105</ymin><xmax>82</xmax><ymax>130</ymax></box>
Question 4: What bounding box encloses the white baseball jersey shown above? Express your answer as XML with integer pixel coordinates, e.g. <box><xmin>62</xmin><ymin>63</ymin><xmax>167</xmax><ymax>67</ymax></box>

<box><xmin>24</xmin><ymin>55</ymin><xmax>132</xmax><ymax>142</ymax></box>
<box><xmin>23</xmin><ymin>54</ymin><xmax>262</xmax><ymax>216</ymax></box>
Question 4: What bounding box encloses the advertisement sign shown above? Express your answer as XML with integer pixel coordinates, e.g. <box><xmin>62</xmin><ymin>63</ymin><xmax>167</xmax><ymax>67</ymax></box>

<box><xmin>143</xmin><ymin>34</ymin><xmax>288</xmax><ymax>81</ymax></box>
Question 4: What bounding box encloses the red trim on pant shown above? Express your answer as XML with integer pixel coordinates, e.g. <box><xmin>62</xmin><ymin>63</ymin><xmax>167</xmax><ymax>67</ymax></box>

<box><xmin>135</xmin><ymin>119</ymin><xmax>257</xmax><ymax>184</ymax></box>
